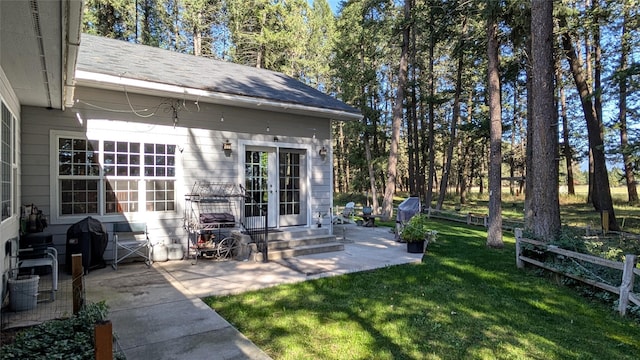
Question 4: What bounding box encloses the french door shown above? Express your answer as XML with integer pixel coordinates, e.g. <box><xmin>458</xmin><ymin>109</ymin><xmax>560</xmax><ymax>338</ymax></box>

<box><xmin>244</xmin><ymin>147</ymin><xmax>307</xmax><ymax>228</ymax></box>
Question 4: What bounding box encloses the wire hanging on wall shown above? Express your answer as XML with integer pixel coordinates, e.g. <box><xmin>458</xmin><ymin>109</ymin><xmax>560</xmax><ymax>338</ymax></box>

<box><xmin>75</xmin><ymin>81</ymin><xmax>204</xmax><ymax>128</ymax></box>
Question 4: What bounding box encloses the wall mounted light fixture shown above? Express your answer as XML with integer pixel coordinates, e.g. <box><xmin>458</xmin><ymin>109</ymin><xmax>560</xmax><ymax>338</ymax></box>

<box><xmin>222</xmin><ymin>139</ymin><xmax>232</xmax><ymax>152</ymax></box>
<box><xmin>319</xmin><ymin>146</ymin><xmax>328</xmax><ymax>160</ymax></box>
<box><xmin>273</xmin><ymin>136</ymin><xmax>279</xmax><ymax>142</ymax></box>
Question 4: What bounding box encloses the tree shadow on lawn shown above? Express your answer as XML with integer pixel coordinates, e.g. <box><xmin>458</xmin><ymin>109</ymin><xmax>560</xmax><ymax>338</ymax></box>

<box><xmin>420</xmin><ymin>223</ymin><xmax>640</xmax><ymax>358</ymax></box>
<box><xmin>207</xmin><ymin>221</ymin><xmax>640</xmax><ymax>359</ymax></box>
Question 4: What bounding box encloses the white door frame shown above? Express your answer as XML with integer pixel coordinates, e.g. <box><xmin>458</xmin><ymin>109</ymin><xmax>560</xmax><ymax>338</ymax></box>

<box><xmin>238</xmin><ymin>139</ymin><xmax>312</xmax><ymax>228</ymax></box>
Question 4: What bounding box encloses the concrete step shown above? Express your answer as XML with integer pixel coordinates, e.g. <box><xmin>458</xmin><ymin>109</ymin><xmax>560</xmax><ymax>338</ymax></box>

<box><xmin>265</xmin><ymin>227</ymin><xmax>331</xmax><ymax>241</ymax></box>
<box><xmin>243</xmin><ymin>232</ymin><xmax>344</xmax><ymax>262</ymax></box>
<box><xmin>264</xmin><ymin>242</ymin><xmax>345</xmax><ymax>261</ymax></box>
<box><xmin>266</xmin><ymin>235</ymin><xmax>336</xmax><ymax>250</ymax></box>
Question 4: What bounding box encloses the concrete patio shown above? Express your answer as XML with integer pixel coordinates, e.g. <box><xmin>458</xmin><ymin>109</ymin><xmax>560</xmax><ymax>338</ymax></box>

<box><xmin>7</xmin><ymin>224</ymin><xmax>424</xmax><ymax>359</ymax></box>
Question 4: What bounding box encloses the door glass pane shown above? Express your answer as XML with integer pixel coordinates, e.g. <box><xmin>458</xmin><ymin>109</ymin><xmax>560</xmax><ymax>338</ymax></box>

<box><xmin>245</xmin><ymin>151</ymin><xmax>268</xmax><ymax>217</ymax></box>
<box><xmin>279</xmin><ymin>150</ymin><xmax>301</xmax><ymax>216</ymax></box>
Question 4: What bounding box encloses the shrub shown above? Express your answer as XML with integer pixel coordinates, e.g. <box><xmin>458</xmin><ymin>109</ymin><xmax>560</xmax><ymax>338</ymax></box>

<box><xmin>1</xmin><ymin>302</ymin><xmax>114</xmax><ymax>360</ymax></box>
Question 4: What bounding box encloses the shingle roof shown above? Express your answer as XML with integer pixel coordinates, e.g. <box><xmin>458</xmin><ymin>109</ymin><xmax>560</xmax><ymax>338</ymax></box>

<box><xmin>77</xmin><ymin>34</ymin><xmax>360</xmax><ymax>116</ymax></box>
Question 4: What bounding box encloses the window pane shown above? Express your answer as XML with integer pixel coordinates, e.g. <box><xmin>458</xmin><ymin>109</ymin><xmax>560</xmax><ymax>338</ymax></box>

<box><xmin>145</xmin><ymin>180</ymin><xmax>175</xmax><ymax>212</ymax></box>
<box><xmin>117</xmin><ymin>142</ymin><xmax>128</xmax><ymax>152</ymax></box>
<box><xmin>104</xmin><ymin>141</ymin><xmax>115</xmax><ymax>152</ymax></box>
<box><xmin>60</xmin><ymin>179</ymin><xmax>99</xmax><ymax>215</ymax></box>
<box><xmin>105</xmin><ymin>180</ymin><xmax>138</xmax><ymax>214</ymax></box>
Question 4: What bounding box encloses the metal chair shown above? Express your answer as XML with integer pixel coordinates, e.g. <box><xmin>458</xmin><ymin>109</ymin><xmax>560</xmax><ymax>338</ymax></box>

<box><xmin>111</xmin><ymin>222</ymin><xmax>151</xmax><ymax>270</ymax></box>
<box><xmin>17</xmin><ymin>246</ymin><xmax>58</xmax><ymax>301</ymax></box>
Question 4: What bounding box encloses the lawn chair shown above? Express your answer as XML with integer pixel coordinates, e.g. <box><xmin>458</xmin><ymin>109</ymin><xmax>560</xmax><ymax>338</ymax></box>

<box><xmin>111</xmin><ymin>222</ymin><xmax>151</xmax><ymax>270</ymax></box>
<box><xmin>332</xmin><ymin>202</ymin><xmax>355</xmax><ymax>224</ymax></box>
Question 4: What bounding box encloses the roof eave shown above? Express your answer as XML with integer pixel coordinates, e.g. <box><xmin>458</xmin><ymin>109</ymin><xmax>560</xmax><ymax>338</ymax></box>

<box><xmin>74</xmin><ymin>70</ymin><xmax>363</xmax><ymax>122</ymax></box>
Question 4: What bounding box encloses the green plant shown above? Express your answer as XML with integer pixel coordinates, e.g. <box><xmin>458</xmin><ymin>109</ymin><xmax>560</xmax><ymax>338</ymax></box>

<box><xmin>400</xmin><ymin>214</ymin><xmax>434</xmax><ymax>243</ymax></box>
<box><xmin>0</xmin><ymin>301</ymin><xmax>122</xmax><ymax>360</ymax></box>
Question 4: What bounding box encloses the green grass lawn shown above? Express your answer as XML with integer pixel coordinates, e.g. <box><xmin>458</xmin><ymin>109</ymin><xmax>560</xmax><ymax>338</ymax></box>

<box><xmin>205</xmin><ymin>220</ymin><xmax>640</xmax><ymax>359</ymax></box>
<box><xmin>337</xmin><ymin>186</ymin><xmax>640</xmax><ymax>234</ymax></box>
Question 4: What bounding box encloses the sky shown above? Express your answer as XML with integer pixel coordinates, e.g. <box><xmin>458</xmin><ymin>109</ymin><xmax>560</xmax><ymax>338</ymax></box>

<box><xmin>328</xmin><ymin>0</ymin><xmax>341</xmax><ymax>13</ymax></box>
<box><xmin>308</xmin><ymin>0</ymin><xmax>341</xmax><ymax>14</ymax></box>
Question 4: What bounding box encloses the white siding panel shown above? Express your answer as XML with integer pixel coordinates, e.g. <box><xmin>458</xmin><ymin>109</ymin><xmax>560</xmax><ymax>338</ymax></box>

<box><xmin>21</xmin><ymin>86</ymin><xmax>335</xmax><ymax>264</ymax></box>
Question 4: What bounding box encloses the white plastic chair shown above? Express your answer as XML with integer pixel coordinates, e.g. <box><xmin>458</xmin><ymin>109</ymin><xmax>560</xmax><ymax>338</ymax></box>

<box><xmin>332</xmin><ymin>202</ymin><xmax>355</xmax><ymax>224</ymax></box>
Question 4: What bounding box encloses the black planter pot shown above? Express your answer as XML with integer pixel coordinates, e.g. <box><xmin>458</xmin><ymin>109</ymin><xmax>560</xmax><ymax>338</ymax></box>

<box><xmin>406</xmin><ymin>240</ymin><xmax>425</xmax><ymax>253</ymax></box>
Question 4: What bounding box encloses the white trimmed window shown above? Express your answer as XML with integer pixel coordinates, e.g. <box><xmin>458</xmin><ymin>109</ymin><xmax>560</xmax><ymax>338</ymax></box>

<box><xmin>1</xmin><ymin>101</ymin><xmax>15</xmax><ymax>222</ymax></box>
<box><xmin>55</xmin><ymin>133</ymin><xmax>176</xmax><ymax>218</ymax></box>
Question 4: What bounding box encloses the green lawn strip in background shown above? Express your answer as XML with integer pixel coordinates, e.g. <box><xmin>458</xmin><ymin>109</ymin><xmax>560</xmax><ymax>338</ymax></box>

<box><xmin>336</xmin><ymin>186</ymin><xmax>640</xmax><ymax>233</ymax></box>
<box><xmin>205</xmin><ymin>220</ymin><xmax>640</xmax><ymax>360</ymax></box>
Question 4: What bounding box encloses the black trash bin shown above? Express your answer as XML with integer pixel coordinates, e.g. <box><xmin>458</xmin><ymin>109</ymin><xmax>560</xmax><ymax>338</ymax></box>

<box><xmin>65</xmin><ymin>217</ymin><xmax>108</xmax><ymax>274</ymax></box>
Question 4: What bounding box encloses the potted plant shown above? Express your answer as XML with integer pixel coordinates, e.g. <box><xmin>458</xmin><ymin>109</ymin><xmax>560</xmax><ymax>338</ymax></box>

<box><xmin>400</xmin><ymin>214</ymin><xmax>436</xmax><ymax>253</ymax></box>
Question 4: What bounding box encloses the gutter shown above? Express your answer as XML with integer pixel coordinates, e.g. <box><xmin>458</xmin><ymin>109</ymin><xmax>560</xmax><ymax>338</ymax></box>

<box><xmin>62</xmin><ymin>0</ymin><xmax>83</xmax><ymax>110</ymax></box>
<box><xmin>74</xmin><ymin>70</ymin><xmax>363</xmax><ymax>122</ymax></box>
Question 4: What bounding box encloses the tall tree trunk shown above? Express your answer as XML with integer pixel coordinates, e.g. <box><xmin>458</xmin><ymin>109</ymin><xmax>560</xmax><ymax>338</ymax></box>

<box><xmin>193</xmin><ymin>11</ymin><xmax>203</xmax><ymax>56</ymax></box>
<box><xmin>584</xmin><ymin>0</ymin><xmax>595</xmax><ymax>205</ymax></box>
<box><xmin>486</xmin><ymin>5</ymin><xmax>503</xmax><ymax>248</ymax></box>
<box><xmin>459</xmin><ymin>142</ymin><xmax>471</xmax><ymax>205</ymax></box>
<box><xmin>524</xmin><ymin>29</ymin><xmax>533</xmax><ymax>219</ymax></box>
<box><xmin>382</xmin><ymin>0</ymin><xmax>412</xmax><ymax>220</ymax></box>
<box><xmin>509</xmin><ymin>80</ymin><xmax>518</xmax><ymax>196</ymax></box>
<box><xmin>560</xmin><ymin>18</ymin><xmax>620</xmax><ymax>232</ymax></box>
<box><xmin>593</xmin><ymin>0</ymin><xmax>606</xmax><ymax>207</ymax></box>
<box><xmin>587</xmin><ymin>149</ymin><xmax>594</xmax><ymax>204</ymax></box>
<box><xmin>459</xmin><ymin>91</ymin><xmax>474</xmax><ymax>205</ymax></box>
<box><xmin>437</xmin><ymin>17</ymin><xmax>466</xmax><ymax>210</ymax></box>
<box><xmin>527</xmin><ymin>0</ymin><xmax>561</xmax><ymax>240</ymax></box>
<box><xmin>409</xmin><ymin>13</ymin><xmax>418</xmax><ymax>197</ymax></box>
<box><xmin>618</xmin><ymin>5</ymin><xmax>638</xmax><ymax>203</ymax></box>
<box><xmin>559</xmin><ymin>67</ymin><xmax>575</xmax><ymax>195</ymax></box>
<box><xmin>425</xmin><ymin>15</ymin><xmax>436</xmax><ymax>210</ymax></box>
<box><xmin>364</xmin><ymin>129</ymin><xmax>379</xmax><ymax>212</ymax></box>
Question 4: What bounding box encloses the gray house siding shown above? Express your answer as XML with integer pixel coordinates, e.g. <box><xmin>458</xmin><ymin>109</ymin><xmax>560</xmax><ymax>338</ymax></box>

<box><xmin>21</xmin><ymin>86</ymin><xmax>333</xmax><ymax>265</ymax></box>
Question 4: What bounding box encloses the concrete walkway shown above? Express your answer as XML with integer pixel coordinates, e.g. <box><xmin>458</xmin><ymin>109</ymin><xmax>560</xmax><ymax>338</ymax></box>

<box><xmin>84</xmin><ymin>224</ymin><xmax>423</xmax><ymax>359</ymax></box>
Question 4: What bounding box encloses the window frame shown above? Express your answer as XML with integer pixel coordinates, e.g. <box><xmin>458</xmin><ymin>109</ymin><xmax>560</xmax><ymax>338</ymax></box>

<box><xmin>1</xmin><ymin>99</ymin><xmax>16</xmax><ymax>223</ymax></box>
<box><xmin>50</xmin><ymin>130</ymin><xmax>179</xmax><ymax>224</ymax></box>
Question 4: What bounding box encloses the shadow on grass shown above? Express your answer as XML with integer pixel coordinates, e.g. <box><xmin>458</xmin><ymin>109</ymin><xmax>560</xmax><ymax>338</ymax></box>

<box><xmin>206</xmin><ymin>219</ymin><xmax>640</xmax><ymax>359</ymax></box>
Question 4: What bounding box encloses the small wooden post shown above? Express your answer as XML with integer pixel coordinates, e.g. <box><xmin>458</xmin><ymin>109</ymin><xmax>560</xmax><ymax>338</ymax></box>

<box><xmin>515</xmin><ymin>228</ymin><xmax>524</xmax><ymax>269</ymax></box>
<box><xmin>619</xmin><ymin>254</ymin><xmax>637</xmax><ymax>316</ymax></box>
<box><xmin>602</xmin><ymin>211</ymin><xmax>610</xmax><ymax>234</ymax></box>
<box><xmin>94</xmin><ymin>320</ymin><xmax>113</xmax><ymax>360</ymax></box>
<box><xmin>72</xmin><ymin>254</ymin><xmax>84</xmax><ymax>314</ymax></box>
<box><xmin>466</xmin><ymin>213</ymin><xmax>471</xmax><ymax>225</ymax></box>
